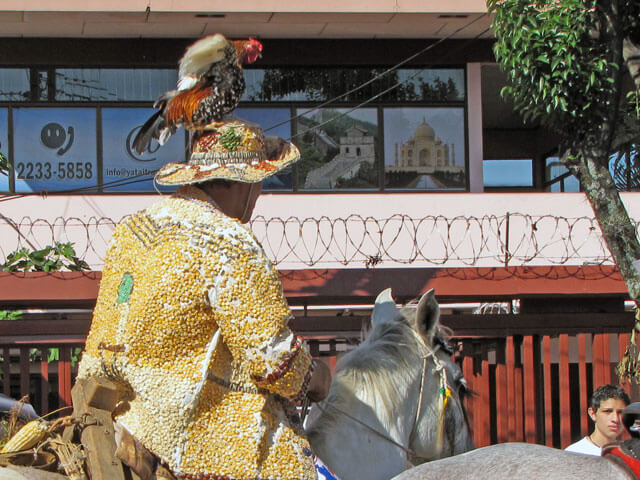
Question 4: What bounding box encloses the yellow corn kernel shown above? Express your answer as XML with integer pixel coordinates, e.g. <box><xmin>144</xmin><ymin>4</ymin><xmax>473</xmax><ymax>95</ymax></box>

<box><xmin>1</xmin><ymin>419</ymin><xmax>48</xmax><ymax>453</ymax></box>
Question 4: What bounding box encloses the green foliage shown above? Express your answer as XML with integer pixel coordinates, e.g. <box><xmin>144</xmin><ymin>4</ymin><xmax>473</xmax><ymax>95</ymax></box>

<box><xmin>1</xmin><ymin>241</ymin><xmax>90</xmax><ymax>272</ymax></box>
<box><xmin>28</xmin><ymin>346</ymin><xmax>83</xmax><ymax>367</ymax></box>
<box><xmin>0</xmin><ymin>152</ymin><xmax>9</xmax><ymax>177</ymax></box>
<box><xmin>254</xmin><ymin>67</ymin><xmax>461</xmax><ymax>103</ymax></box>
<box><xmin>488</xmin><ymin>0</ymin><xmax>617</xmax><ymax>140</ymax></box>
<box><xmin>0</xmin><ymin>310</ymin><xmax>22</xmax><ymax>321</ymax></box>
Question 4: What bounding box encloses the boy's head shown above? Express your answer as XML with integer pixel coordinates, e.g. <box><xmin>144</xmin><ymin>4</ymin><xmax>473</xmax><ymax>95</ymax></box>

<box><xmin>588</xmin><ymin>384</ymin><xmax>631</xmax><ymax>444</ymax></box>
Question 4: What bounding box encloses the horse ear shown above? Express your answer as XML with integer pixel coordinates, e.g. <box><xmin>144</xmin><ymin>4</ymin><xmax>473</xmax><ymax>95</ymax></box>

<box><xmin>371</xmin><ymin>288</ymin><xmax>400</xmax><ymax>327</ymax></box>
<box><xmin>415</xmin><ymin>289</ymin><xmax>440</xmax><ymax>341</ymax></box>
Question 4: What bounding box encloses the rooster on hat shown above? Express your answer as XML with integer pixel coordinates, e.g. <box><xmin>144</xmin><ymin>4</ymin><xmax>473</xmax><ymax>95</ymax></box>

<box><xmin>132</xmin><ymin>34</ymin><xmax>263</xmax><ymax>155</ymax></box>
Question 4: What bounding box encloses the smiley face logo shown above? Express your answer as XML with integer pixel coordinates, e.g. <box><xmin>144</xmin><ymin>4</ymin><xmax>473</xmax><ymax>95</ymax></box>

<box><xmin>41</xmin><ymin>123</ymin><xmax>74</xmax><ymax>155</ymax></box>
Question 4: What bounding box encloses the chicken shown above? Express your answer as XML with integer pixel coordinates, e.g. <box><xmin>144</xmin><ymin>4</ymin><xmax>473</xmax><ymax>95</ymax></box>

<box><xmin>132</xmin><ymin>34</ymin><xmax>262</xmax><ymax>155</ymax></box>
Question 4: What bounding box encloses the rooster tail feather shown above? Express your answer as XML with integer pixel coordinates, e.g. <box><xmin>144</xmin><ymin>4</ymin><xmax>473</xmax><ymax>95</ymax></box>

<box><xmin>132</xmin><ymin>111</ymin><xmax>166</xmax><ymax>155</ymax></box>
<box><xmin>153</xmin><ymin>90</ymin><xmax>176</xmax><ymax>109</ymax></box>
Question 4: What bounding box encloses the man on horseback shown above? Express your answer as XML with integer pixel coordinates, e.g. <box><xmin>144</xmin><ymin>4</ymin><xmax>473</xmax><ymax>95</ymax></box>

<box><xmin>77</xmin><ymin>118</ymin><xmax>330</xmax><ymax>480</ymax></box>
<box><xmin>565</xmin><ymin>384</ymin><xmax>630</xmax><ymax>456</ymax></box>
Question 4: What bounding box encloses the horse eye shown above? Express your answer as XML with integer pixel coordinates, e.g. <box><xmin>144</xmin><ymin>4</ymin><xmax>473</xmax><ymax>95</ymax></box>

<box><xmin>457</xmin><ymin>377</ymin><xmax>470</xmax><ymax>396</ymax></box>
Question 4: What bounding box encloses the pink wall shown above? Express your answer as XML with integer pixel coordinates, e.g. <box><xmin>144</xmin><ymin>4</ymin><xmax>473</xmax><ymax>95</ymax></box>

<box><xmin>1</xmin><ymin>192</ymin><xmax>637</xmax><ymax>270</ymax></box>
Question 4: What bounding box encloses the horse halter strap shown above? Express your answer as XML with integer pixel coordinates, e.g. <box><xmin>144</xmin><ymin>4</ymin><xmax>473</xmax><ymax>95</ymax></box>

<box><xmin>410</xmin><ymin>328</ymin><xmax>452</xmax><ymax>460</ymax></box>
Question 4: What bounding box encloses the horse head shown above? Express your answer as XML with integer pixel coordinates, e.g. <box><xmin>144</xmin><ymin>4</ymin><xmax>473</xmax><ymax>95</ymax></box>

<box><xmin>306</xmin><ymin>288</ymin><xmax>474</xmax><ymax>480</ymax></box>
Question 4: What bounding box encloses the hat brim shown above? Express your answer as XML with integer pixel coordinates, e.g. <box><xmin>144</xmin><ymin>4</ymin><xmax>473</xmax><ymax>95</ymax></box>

<box><xmin>155</xmin><ymin>139</ymin><xmax>299</xmax><ymax>186</ymax></box>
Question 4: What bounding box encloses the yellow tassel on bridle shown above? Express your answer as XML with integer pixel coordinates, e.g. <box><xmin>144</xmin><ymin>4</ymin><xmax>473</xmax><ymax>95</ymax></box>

<box><xmin>436</xmin><ymin>373</ymin><xmax>452</xmax><ymax>451</ymax></box>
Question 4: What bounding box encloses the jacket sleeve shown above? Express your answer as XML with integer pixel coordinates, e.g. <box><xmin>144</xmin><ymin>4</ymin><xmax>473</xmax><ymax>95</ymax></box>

<box><xmin>207</xmin><ymin>238</ymin><xmax>313</xmax><ymax>401</ymax></box>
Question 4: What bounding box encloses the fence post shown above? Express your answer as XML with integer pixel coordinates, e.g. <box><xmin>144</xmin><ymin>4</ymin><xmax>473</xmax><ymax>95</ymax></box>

<box><xmin>504</xmin><ymin>212</ymin><xmax>511</xmax><ymax>268</ymax></box>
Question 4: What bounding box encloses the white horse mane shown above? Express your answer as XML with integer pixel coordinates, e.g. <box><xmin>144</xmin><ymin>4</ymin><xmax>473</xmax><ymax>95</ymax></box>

<box><xmin>309</xmin><ymin>305</ymin><xmax>446</xmax><ymax>438</ymax></box>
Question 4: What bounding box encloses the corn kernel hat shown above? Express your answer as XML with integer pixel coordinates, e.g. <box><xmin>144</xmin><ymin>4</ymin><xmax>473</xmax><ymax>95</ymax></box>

<box><xmin>155</xmin><ymin>117</ymin><xmax>300</xmax><ymax>185</ymax></box>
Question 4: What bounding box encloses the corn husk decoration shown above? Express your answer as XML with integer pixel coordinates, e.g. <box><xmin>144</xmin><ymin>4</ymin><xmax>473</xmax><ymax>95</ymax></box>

<box><xmin>617</xmin><ymin>307</ymin><xmax>640</xmax><ymax>383</ymax></box>
<box><xmin>48</xmin><ymin>433</ymin><xmax>87</xmax><ymax>480</ymax></box>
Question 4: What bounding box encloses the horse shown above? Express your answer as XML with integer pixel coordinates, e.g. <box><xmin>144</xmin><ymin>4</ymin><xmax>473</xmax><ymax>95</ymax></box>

<box><xmin>305</xmin><ymin>288</ymin><xmax>475</xmax><ymax>480</ymax></box>
<box><xmin>390</xmin><ymin>442</ymin><xmax>636</xmax><ymax>480</ymax></box>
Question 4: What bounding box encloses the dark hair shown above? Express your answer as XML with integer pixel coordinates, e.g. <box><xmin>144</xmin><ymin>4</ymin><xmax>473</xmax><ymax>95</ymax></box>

<box><xmin>590</xmin><ymin>384</ymin><xmax>631</xmax><ymax>411</ymax></box>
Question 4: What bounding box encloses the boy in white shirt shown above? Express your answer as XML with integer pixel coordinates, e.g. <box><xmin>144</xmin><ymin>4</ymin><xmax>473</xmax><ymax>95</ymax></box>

<box><xmin>565</xmin><ymin>384</ymin><xmax>631</xmax><ymax>456</ymax></box>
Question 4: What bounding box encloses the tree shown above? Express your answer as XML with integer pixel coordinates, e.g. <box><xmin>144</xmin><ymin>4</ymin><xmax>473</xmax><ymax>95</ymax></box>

<box><xmin>488</xmin><ymin>0</ymin><xmax>640</xmax><ymax>380</ymax></box>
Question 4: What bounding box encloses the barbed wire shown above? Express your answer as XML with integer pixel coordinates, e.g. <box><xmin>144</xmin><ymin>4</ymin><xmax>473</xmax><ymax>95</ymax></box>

<box><xmin>0</xmin><ymin>213</ymin><xmax>636</xmax><ymax>270</ymax></box>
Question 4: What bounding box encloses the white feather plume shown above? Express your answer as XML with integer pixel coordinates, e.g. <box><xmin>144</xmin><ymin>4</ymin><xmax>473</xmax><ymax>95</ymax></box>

<box><xmin>179</xmin><ymin>34</ymin><xmax>229</xmax><ymax>79</ymax></box>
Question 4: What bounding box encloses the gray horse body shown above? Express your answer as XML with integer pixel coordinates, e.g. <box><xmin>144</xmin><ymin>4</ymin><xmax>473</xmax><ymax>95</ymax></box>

<box><xmin>391</xmin><ymin>443</ymin><xmax>634</xmax><ymax>480</ymax></box>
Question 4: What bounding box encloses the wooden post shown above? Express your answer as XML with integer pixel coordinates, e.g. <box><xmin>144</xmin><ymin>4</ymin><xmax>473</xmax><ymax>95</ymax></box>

<box><xmin>70</xmin><ymin>377</ymin><xmax>128</xmax><ymax>480</ymax></box>
<box><xmin>559</xmin><ymin>334</ymin><xmax>571</xmax><ymax>448</ymax></box>
<box><xmin>522</xmin><ymin>336</ymin><xmax>537</xmax><ymax>443</ymax></box>
<box><xmin>495</xmin><ymin>338</ymin><xmax>508</xmax><ymax>444</ymax></box>
<box><xmin>543</xmin><ymin>335</ymin><xmax>553</xmax><ymax>447</ymax></box>
<box><xmin>578</xmin><ymin>334</ymin><xmax>588</xmax><ymax>437</ymax></box>
<box><xmin>476</xmin><ymin>343</ymin><xmax>491</xmax><ymax>447</ymax></box>
<box><xmin>506</xmin><ymin>336</ymin><xmax>516</xmax><ymax>441</ymax></box>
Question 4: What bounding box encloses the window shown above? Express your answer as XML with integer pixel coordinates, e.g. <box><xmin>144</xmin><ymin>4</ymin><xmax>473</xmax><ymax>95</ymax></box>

<box><xmin>101</xmin><ymin>108</ymin><xmax>183</xmax><ymax>193</ymax></box>
<box><xmin>56</xmin><ymin>69</ymin><xmax>178</xmax><ymax>102</ymax></box>
<box><xmin>609</xmin><ymin>146</ymin><xmax>640</xmax><ymax>191</ymax></box>
<box><xmin>544</xmin><ymin>156</ymin><xmax>579</xmax><ymax>192</ymax></box>
<box><xmin>0</xmin><ymin>69</ymin><xmax>30</xmax><ymax>102</ymax></box>
<box><xmin>483</xmin><ymin>159</ymin><xmax>533</xmax><ymax>188</ymax></box>
<box><xmin>13</xmin><ymin>108</ymin><xmax>98</xmax><ymax>193</ymax></box>
<box><xmin>243</xmin><ymin>68</ymin><xmax>464</xmax><ymax>103</ymax></box>
<box><xmin>0</xmin><ymin>108</ymin><xmax>8</xmax><ymax>192</ymax></box>
<box><xmin>0</xmin><ymin>66</ymin><xmax>467</xmax><ymax>194</ymax></box>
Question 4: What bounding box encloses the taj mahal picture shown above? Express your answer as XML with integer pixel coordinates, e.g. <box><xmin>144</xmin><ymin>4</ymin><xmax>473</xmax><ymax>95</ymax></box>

<box><xmin>384</xmin><ymin>107</ymin><xmax>466</xmax><ymax>190</ymax></box>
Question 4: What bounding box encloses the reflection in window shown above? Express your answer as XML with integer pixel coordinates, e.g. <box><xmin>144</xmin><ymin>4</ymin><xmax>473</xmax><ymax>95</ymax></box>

<box><xmin>0</xmin><ymin>109</ymin><xmax>9</xmax><ymax>192</ymax></box>
<box><xmin>56</xmin><ymin>69</ymin><xmax>177</xmax><ymax>101</ymax></box>
<box><xmin>296</xmin><ymin>108</ymin><xmax>378</xmax><ymax>190</ymax></box>
<box><xmin>244</xmin><ymin>68</ymin><xmax>464</xmax><ymax>103</ymax></box>
<box><xmin>384</xmin><ymin>108</ymin><xmax>466</xmax><ymax>190</ymax></box>
<box><xmin>544</xmin><ymin>157</ymin><xmax>580</xmax><ymax>192</ymax></box>
<box><xmin>0</xmin><ymin>69</ymin><xmax>30</xmax><ymax>101</ymax></box>
<box><xmin>609</xmin><ymin>146</ymin><xmax>640</xmax><ymax>191</ymax></box>
<box><xmin>484</xmin><ymin>159</ymin><xmax>533</xmax><ymax>188</ymax></box>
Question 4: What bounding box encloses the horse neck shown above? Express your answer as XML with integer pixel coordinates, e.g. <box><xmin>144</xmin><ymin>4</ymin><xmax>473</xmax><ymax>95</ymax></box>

<box><xmin>306</xmin><ymin>360</ymin><xmax>423</xmax><ymax>480</ymax></box>
<box><xmin>308</xmin><ymin>385</ymin><xmax>418</xmax><ymax>480</ymax></box>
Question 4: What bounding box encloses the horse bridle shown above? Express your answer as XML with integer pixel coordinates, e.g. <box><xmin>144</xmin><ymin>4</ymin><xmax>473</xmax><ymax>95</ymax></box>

<box><xmin>409</xmin><ymin>329</ymin><xmax>454</xmax><ymax>461</ymax></box>
<box><xmin>311</xmin><ymin>331</ymin><xmax>454</xmax><ymax>463</ymax></box>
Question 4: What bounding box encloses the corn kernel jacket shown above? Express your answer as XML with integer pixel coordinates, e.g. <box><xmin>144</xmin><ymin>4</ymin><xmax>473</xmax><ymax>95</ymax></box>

<box><xmin>78</xmin><ymin>185</ymin><xmax>316</xmax><ymax>480</ymax></box>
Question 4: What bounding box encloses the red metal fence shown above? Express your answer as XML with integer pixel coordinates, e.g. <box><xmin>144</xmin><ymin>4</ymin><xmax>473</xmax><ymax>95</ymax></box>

<box><xmin>1</xmin><ymin>343</ymin><xmax>82</xmax><ymax>415</ymax></box>
<box><xmin>459</xmin><ymin>332</ymin><xmax>633</xmax><ymax>448</ymax></box>
<box><xmin>1</xmin><ymin>330</ymin><xmax>635</xmax><ymax>450</ymax></box>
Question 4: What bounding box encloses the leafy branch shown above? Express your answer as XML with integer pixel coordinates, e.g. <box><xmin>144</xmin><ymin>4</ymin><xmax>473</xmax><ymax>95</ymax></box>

<box><xmin>0</xmin><ymin>310</ymin><xmax>22</xmax><ymax>321</ymax></box>
<box><xmin>1</xmin><ymin>242</ymin><xmax>90</xmax><ymax>272</ymax></box>
<box><xmin>0</xmin><ymin>152</ymin><xmax>10</xmax><ymax>177</ymax></box>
